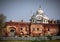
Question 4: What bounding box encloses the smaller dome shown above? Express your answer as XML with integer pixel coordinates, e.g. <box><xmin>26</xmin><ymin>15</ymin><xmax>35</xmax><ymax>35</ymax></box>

<box><xmin>10</xmin><ymin>20</ymin><xmax>16</xmax><ymax>22</ymax></box>
<box><xmin>31</xmin><ymin>15</ymin><xmax>35</xmax><ymax>18</ymax></box>
<box><xmin>44</xmin><ymin>15</ymin><xmax>49</xmax><ymax>20</ymax></box>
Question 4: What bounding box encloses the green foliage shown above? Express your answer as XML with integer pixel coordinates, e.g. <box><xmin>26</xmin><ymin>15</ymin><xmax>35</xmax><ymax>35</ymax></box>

<box><xmin>0</xmin><ymin>14</ymin><xmax>6</xmax><ymax>28</ymax></box>
<box><xmin>0</xmin><ymin>40</ymin><xmax>60</xmax><ymax>42</ymax></box>
<box><xmin>47</xmin><ymin>35</ymin><xmax>52</xmax><ymax>40</ymax></box>
<box><xmin>0</xmin><ymin>14</ymin><xmax>6</xmax><ymax>36</ymax></box>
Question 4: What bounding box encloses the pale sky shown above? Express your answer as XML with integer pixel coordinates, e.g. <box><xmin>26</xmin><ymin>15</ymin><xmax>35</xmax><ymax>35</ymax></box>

<box><xmin>0</xmin><ymin>0</ymin><xmax>60</xmax><ymax>22</ymax></box>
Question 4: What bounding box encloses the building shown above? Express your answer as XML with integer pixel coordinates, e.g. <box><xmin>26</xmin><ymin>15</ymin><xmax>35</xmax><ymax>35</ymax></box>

<box><xmin>5</xmin><ymin>7</ymin><xmax>59</xmax><ymax>37</ymax></box>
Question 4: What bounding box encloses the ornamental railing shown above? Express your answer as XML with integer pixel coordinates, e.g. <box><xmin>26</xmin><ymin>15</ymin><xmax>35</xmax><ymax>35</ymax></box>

<box><xmin>0</xmin><ymin>36</ymin><xmax>60</xmax><ymax>40</ymax></box>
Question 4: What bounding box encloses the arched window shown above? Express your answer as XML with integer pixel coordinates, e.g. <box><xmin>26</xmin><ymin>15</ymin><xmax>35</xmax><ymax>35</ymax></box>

<box><xmin>20</xmin><ymin>28</ymin><xmax>23</xmax><ymax>30</ymax></box>
<box><xmin>37</xmin><ymin>28</ymin><xmax>39</xmax><ymax>31</ymax></box>
<box><xmin>33</xmin><ymin>28</ymin><xmax>35</xmax><ymax>31</ymax></box>
<box><xmin>48</xmin><ymin>28</ymin><xmax>49</xmax><ymax>31</ymax></box>
<box><xmin>19</xmin><ymin>27</ymin><xmax>23</xmax><ymax>30</ymax></box>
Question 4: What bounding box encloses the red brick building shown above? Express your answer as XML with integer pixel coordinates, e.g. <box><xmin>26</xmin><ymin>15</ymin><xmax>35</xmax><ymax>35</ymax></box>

<box><xmin>5</xmin><ymin>20</ymin><xmax>59</xmax><ymax>37</ymax></box>
<box><xmin>5</xmin><ymin>7</ymin><xmax>59</xmax><ymax>37</ymax></box>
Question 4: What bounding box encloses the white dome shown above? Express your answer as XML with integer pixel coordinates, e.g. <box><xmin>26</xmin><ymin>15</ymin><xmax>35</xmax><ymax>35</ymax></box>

<box><xmin>30</xmin><ymin>6</ymin><xmax>49</xmax><ymax>23</ymax></box>
<box><xmin>11</xmin><ymin>20</ymin><xmax>16</xmax><ymax>22</ymax></box>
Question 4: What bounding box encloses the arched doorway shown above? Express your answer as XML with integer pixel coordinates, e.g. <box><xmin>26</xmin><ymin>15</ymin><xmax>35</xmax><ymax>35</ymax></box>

<box><xmin>9</xmin><ymin>27</ymin><xmax>16</xmax><ymax>37</ymax></box>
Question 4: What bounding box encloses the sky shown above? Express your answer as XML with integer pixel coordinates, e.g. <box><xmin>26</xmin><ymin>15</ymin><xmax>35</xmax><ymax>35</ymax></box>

<box><xmin>0</xmin><ymin>0</ymin><xmax>60</xmax><ymax>22</ymax></box>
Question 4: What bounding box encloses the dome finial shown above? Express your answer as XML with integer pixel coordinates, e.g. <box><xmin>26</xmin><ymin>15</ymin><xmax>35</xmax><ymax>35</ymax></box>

<box><xmin>38</xmin><ymin>5</ymin><xmax>42</xmax><ymax>10</ymax></box>
<box><xmin>39</xmin><ymin>5</ymin><xmax>41</xmax><ymax>8</ymax></box>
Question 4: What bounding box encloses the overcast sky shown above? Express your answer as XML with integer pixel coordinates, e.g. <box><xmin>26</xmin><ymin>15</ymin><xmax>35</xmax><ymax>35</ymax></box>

<box><xmin>0</xmin><ymin>0</ymin><xmax>60</xmax><ymax>22</ymax></box>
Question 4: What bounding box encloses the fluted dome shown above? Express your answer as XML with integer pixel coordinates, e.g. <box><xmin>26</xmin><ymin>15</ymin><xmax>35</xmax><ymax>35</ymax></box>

<box><xmin>37</xmin><ymin>8</ymin><xmax>44</xmax><ymax>14</ymax></box>
<box><xmin>37</xmin><ymin>7</ymin><xmax>44</xmax><ymax>14</ymax></box>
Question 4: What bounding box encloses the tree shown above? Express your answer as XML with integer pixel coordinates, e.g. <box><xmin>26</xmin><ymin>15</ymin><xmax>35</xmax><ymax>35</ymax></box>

<box><xmin>56</xmin><ymin>20</ymin><xmax>60</xmax><ymax>36</ymax></box>
<box><xmin>0</xmin><ymin>14</ymin><xmax>6</xmax><ymax>28</ymax></box>
<box><xmin>0</xmin><ymin>13</ymin><xmax>6</xmax><ymax>37</ymax></box>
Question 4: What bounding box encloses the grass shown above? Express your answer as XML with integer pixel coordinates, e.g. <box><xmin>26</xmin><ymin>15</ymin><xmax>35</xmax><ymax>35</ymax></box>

<box><xmin>40</xmin><ymin>40</ymin><xmax>60</xmax><ymax>42</ymax></box>
<box><xmin>0</xmin><ymin>40</ymin><xmax>31</xmax><ymax>42</ymax></box>
<box><xmin>0</xmin><ymin>40</ymin><xmax>60</xmax><ymax>42</ymax></box>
